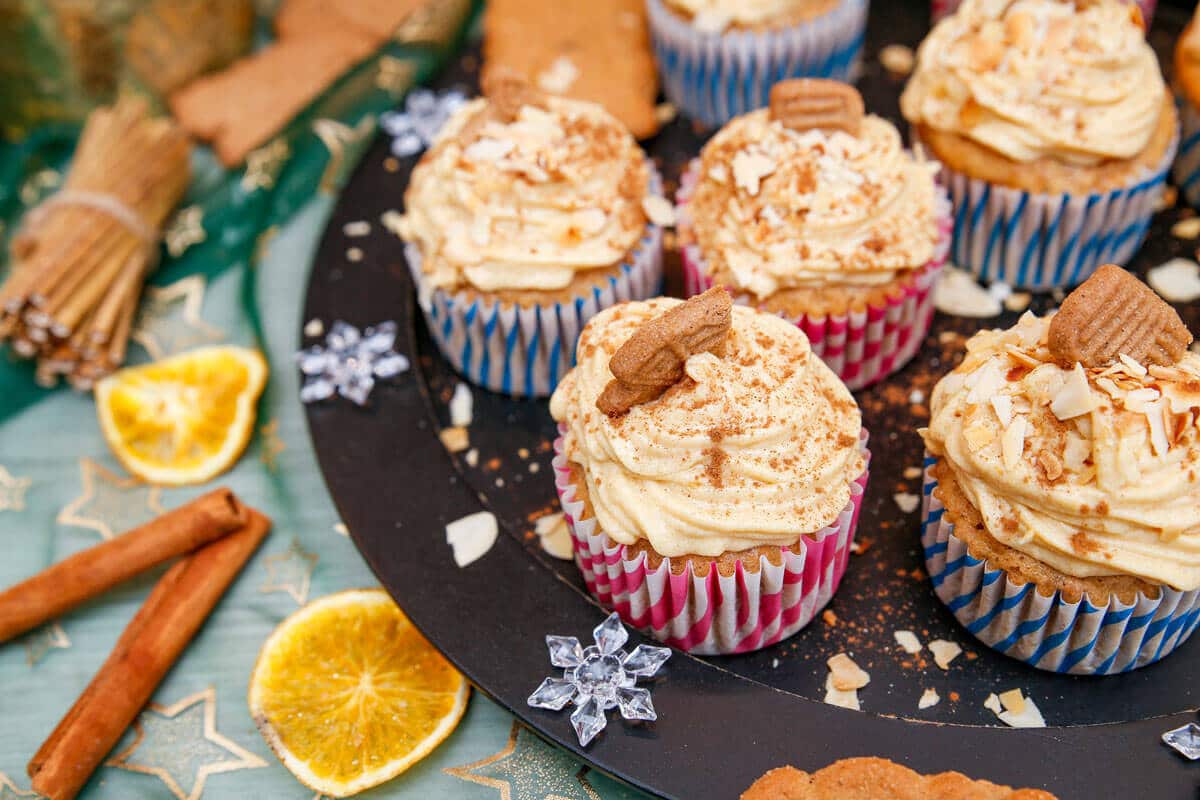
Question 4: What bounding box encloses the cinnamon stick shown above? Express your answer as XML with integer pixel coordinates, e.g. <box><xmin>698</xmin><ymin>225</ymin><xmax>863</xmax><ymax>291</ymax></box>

<box><xmin>0</xmin><ymin>489</ymin><xmax>248</xmax><ymax>643</ymax></box>
<box><xmin>28</xmin><ymin>509</ymin><xmax>271</xmax><ymax>800</ymax></box>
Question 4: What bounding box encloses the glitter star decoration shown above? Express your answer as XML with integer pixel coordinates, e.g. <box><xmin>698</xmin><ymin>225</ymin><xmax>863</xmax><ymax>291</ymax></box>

<box><xmin>57</xmin><ymin>458</ymin><xmax>164</xmax><ymax>540</ymax></box>
<box><xmin>528</xmin><ymin>613</ymin><xmax>670</xmax><ymax>747</ymax></box>
<box><xmin>312</xmin><ymin>116</ymin><xmax>376</xmax><ymax>192</ymax></box>
<box><xmin>0</xmin><ymin>772</ymin><xmax>38</xmax><ymax>799</ymax></box>
<box><xmin>163</xmin><ymin>205</ymin><xmax>206</xmax><ymax>258</ymax></box>
<box><xmin>258</xmin><ymin>419</ymin><xmax>286</xmax><ymax>472</ymax></box>
<box><xmin>379</xmin><ymin>88</ymin><xmax>467</xmax><ymax>158</ymax></box>
<box><xmin>131</xmin><ymin>275</ymin><xmax>224</xmax><ymax>360</ymax></box>
<box><xmin>445</xmin><ymin>722</ymin><xmax>600</xmax><ymax>800</ymax></box>
<box><xmin>297</xmin><ymin>320</ymin><xmax>410</xmax><ymax>406</ymax></box>
<box><xmin>259</xmin><ymin>538</ymin><xmax>319</xmax><ymax>605</ymax></box>
<box><xmin>107</xmin><ymin>687</ymin><xmax>267</xmax><ymax>800</ymax></box>
<box><xmin>241</xmin><ymin>137</ymin><xmax>291</xmax><ymax>193</ymax></box>
<box><xmin>22</xmin><ymin>622</ymin><xmax>70</xmax><ymax>667</ymax></box>
<box><xmin>0</xmin><ymin>465</ymin><xmax>32</xmax><ymax>512</ymax></box>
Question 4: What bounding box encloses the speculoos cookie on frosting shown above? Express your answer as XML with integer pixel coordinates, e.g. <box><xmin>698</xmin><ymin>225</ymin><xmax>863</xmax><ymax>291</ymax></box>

<box><xmin>678</xmin><ymin>79</ymin><xmax>951</xmax><ymax>390</ymax></box>
<box><xmin>901</xmin><ymin>0</ymin><xmax>1178</xmax><ymax>289</ymax></box>
<box><xmin>921</xmin><ymin>265</ymin><xmax>1200</xmax><ymax>674</ymax></box>
<box><xmin>397</xmin><ymin>74</ymin><xmax>666</xmax><ymax>398</ymax></box>
<box><xmin>550</xmin><ymin>288</ymin><xmax>870</xmax><ymax>654</ymax></box>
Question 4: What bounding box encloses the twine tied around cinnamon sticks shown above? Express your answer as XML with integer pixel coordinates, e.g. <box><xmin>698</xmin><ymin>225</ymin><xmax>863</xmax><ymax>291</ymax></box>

<box><xmin>0</xmin><ymin>96</ymin><xmax>191</xmax><ymax>390</ymax></box>
<box><xmin>0</xmin><ymin>489</ymin><xmax>271</xmax><ymax>800</ymax></box>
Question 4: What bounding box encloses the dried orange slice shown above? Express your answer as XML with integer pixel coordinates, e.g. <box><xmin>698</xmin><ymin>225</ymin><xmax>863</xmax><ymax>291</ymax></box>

<box><xmin>248</xmin><ymin>589</ymin><xmax>468</xmax><ymax>797</ymax></box>
<box><xmin>94</xmin><ymin>345</ymin><xmax>267</xmax><ymax>485</ymax></box>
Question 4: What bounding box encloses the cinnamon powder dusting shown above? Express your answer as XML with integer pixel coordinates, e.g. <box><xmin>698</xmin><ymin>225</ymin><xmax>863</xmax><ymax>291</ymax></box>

<box><xmin>703</xmin><ymin>446</ymin><xmax>728</xmax><ymax>488</ymax></box>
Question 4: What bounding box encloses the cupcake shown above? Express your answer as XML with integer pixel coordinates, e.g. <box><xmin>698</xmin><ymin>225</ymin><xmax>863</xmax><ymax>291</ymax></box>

<box><xmin>1173</xmin><ymin>8</ymin><xmax>1200</xmax><ymax>207</ymax></box>
<box><xmin>901</xmin><ymin>0</ymin><xmax>1177</xmax><ymax>290</ymax></box>
<box><xmin>645</xmin><ymin>0</ymin><xmax>867</xmax><ymax>127</ymax></box>
<box><xmin>397</xmin><ymin>76</ymin><xmax>665</xmax><ymax>398</ymax></box>
<box><xmin>550</xmin><ymin>288</ymin><xmax>869</xmax><ymax>654</ymax></box>
<box><xmin>921</xmin><ymin>265</ymin><xmax>1200</xmax><ymax>674</ymax></box>
<box><xmin>678</xmin><ymin>79</ymin><xmax>951</xmax><ymax>390</ymax></box>
<box><xmin>931</xmin><ymin>0</ymin><xmax>1156</xmax><ymax>27</ymax></box>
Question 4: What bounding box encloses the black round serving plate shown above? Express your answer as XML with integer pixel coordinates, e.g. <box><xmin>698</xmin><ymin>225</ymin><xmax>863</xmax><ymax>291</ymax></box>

<box><xmin>304</xmin><ymin>3</ymin><xmax>1200</xmax><ymax>797</ymax></box>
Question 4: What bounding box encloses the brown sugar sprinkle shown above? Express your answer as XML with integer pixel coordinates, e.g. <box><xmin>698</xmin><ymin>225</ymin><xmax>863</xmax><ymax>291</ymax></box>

<box><xmin>823</xmin><ymin>609</ymin><xmax>838</xmax><ymax>626</ymax></box>
<box><xmin>1037</xmin><ymin>451</ymin><xmax>1063</xmax><ymax>482</ymax></box>
<box><xmin>703</xmin><ymin>446</ymin><xmax>727</xmax><ymax>487</ymax></box>
<box><xmin>1071</xmin><ymin>532</ymin><xmax>1101</xmax><ymax>556</ymax></box>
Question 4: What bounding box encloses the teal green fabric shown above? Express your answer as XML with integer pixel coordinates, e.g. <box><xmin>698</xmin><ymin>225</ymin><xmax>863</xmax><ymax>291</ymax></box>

<box><xmin>0</xmin><ymin>9</ymin><xmax>652</xmax><ymax>799</ymax></box>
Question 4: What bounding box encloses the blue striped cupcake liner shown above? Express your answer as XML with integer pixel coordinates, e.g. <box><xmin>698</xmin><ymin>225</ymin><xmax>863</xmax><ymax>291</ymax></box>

<box><xmin>1173</xmin><ymin>100</ymin><xmax>1200</xmax><ymax>208</ymax></box>
<box><xmin>407</xmin><ymin>225</ymin><xmax>663</xmax><ymax>399</ymax></box>
<box><xmin>921</xmin><ymin>455</ymin><xmax>1200</xmax><ymax>675</ymax></box>
<box><xmin>645</xmin><ymin>0</ymin><xmax>867</xmax><ymax>129</ymax></box>
<box><xmin>928</xmin><ymin>131</ymin><xmax>1177</xmax><ymax>290</ymax></box>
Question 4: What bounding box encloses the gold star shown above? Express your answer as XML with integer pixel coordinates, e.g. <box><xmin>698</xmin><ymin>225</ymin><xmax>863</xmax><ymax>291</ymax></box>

<box><xmin>163</xmin><ymin>205</ymin><xmax>206</xmax><ymax>258</ymax></box>
<box><xmin>393</xmin><ymin>0</ymin><xmax>472</xmax><ymax>45</ymax></box>
<box><xmin>57</xmin><ymin>458</ymin><xmax>164</xmax><ymax>540</ymax></box>
<box><xmin>375</xmin><ymin>55</ymin><xmax>416</xmax><ymax>97</ymax></box>
<box><xmin>0</xmin><ymin>465</ymin><xmax>31</xmax><ymax>512</ymax></box>
<box><xmin>241</xmin><ymin>138</ymin><xmax>291</xmax><ymax>193</ymax></box>
<box><xmin>0</xmin><ymin>772</ymin><xmax>38</xmax><ymax>799</ymax></box>
<box><xmin>107</xmin><ymin>687</ymin><xmax>267</xmax><ymax>800</ymax></box>
<box><xmin>444</xmin><ymin>722</ymin><xmax>600</xmax><ymax>800</ymax></box>
<box><xmin>131</xmin><ymin>275</ymin><xmax>224</xmax><ymax>360</ymax></box>
<box><xmin>260</xmin><ymin>538</ymin><xmax>318</xmax><ymax>605</ymax></box>
<box><xmin>22</xmin><ymin>622</ymin><xmax>70</xmax><ymax>666</ymax></box>
<box><xmin>312</xmin><ymin>116</ymin><xmax>376</xmax><ymax>193</ymax></box>
<box><xmin>258</xmin><ymin>419</ymin><xmax>286</xmax><ymax>472</ymax></box>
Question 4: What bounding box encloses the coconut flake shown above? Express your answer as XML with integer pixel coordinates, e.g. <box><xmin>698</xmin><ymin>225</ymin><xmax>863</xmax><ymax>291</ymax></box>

<box><xmin>827</xmin><ymin>653</ymin><xmax>870</xmax><ymax>691</ymax></box>
<box><xmin>984</xmin><ymin>693</ymin><xmax>1003</xmax><ymax>715</ymax></box>
<box><xmin>450</xmin><ymin>382</ymin><xmax>473</xmax><ymax>427</ymax></box>
<box><xmin>894</xmin><ymin>630</ymin><xmax>922</xmax><ymax>654</ymax></box>
<box><xmin>464</xmin><ymin>137</ymin><xmax>515</xmax><ymax>162</ymax></box>
<box><xmin>1145</xmin><ymin>400</ymin><xmax>1170</xmax><ymax>456</ymax></box>
<box><xmin>439</xmin><ymin>426</ymin><xmax>469</xmax><ymax>453</ymax></box>
<box><xmin>1148</xmin><ymin>258</ymin><xmax>1200</xmax><ymax>303</ymax></box>
<box><xmin>732</xmin><ymin>150</ymin><xmax>776</xmax><ymax>197</ymax></box>
<box><xmin>893</xmin><ymin>493</ymin><xmax>920</xmax><ymax>514</ymax></box>
<box><xmin>879</xmin><ymin>43</ymin><xmax>915</xmax><ymax>75</ymax></box>
<box><xmin>641</xmin><ymin>195</ymin><xmax>676</xmax><ymax>227</ymax></box>
<box><xmin>918</xmin><ymin>688</ymin><xmax>940</xmax><ymax>709</ymax></box>
<box><xmin>934</xmin><ymin>268</ymin><xmax>1002</xmax><ymax>318</ymax></box>
<box><xmin>990</xmin><ymin>395</ymin><xmax>1013</xmax><ymax>428</ymax></box>
<box><xmin>534</xmin><ymin>512</ymin><xmax>573</xmax><ymax>560</ymax></box>
<box><xmin>1001</xmin><ymin>417</ymin><xmax>1026</xmax><ymax>469</ymax></box>
<box><xmin>445</xmin><ymin>511</ymin><xmax>498</xmax><ymax>567</ymax></box>
<box><xmin>1050</xmin><ymin>363</ymin><xmax>1095</xmax><ymax>421</ymax></box>
<box><xmin>929</xmin><ymin>639</ymin><xmax>962</xmax><ymax>669</ymax></box>
<box><xmin>999</xmin><ymin>697</ymin><xmax>1046</xmax><ymax>728</ymax></box>
<box><xmin>823</xmin><ymin>674</ymin><xmax>861</xmax><ymax>711</ymax></box>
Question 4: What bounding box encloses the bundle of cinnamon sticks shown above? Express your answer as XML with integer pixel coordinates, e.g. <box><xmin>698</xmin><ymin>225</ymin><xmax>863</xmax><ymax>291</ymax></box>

<box><xmin>0</xmin><ymin>97</ymin><xmax>192</xmax><ymax>389</ymax></box>
<box><xmin>0</xmin><ymin>489</ymin><xmax>270</xmax><ymax>800</ymax></box>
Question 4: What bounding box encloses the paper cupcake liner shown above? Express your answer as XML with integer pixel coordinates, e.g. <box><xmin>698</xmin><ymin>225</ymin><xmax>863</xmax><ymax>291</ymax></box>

<box><xmin>407</xmin><ymin>171</ymin><xmax>664</xmax><ymax>399</ymax></box>
<box><xmin>645</xmin><ymin>0</ymin><xmax>867</xmax><ymax>128</ymax></box>
<box><xmin>1173</xmin><ymin>100</ymin><xmax>1200</xmax><ymax>209</ymax></box>
<box><xmin>930</xmin><ymin>0</ymin><xmax>1156</xmax><ymax>26</ymax></box>
<box><xmin>553</xmin><ymin>426</ymin><xmax>869</xmax><ymax>655</ymax></box>
<box><xmin>675</xmin><ymin>160</ymin><xmax>952</xmax><ymax>391</ymax></box>
<box><xmin>929</xmin><ymin>131</ymin><xmax>1177</xmax><ymax>290</ymax></box>
<box><xmin>921</xmin><ymin>454</ymin><xmax>1200</xmax><ymax>675</ymax></box>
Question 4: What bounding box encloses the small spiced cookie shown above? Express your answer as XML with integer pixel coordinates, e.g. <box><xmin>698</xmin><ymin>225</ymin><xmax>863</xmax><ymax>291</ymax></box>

<box><xmin>741</xmin><ymin>759</ymin><xmax>1058</xmax><ymax>800</ymax></box>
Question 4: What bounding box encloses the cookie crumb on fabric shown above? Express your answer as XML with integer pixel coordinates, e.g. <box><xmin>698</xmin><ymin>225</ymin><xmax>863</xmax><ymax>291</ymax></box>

<box><xmin>303</xmin><ymin>318</ymin><xmax>324</xmax><ymax>338</ymax></box>
<box><xmin>893</xmin><ymin>492</ymin><xmax>920</xmax><ymax>514</ymax></box>
<box><xmin>343</xmin><ymin>220</ymin><xmax>371</xmax><ymax>237</ymax></box>
<box><xmin>464</xmin><ymin>448</ymin><xmax>479</xmax><ymax>467</ymax></box>
<box><xmin>934</xmin><ymin>267</ymin><xmax>1002</xmax><ymax>318</ymax></box>
<box><xmin>1148</xmin><ymin>258</ymin><xmax>1200</xmax><ymax>303</ymax></box>
<box><xmin>879</xmin><ymin>44</ymin><xmax>915</xmax><ymax>76</ymax></box>
<box><xmin>1171</xmin><ymin>217</ymin><xmax>1200</xmax><ymax>239</ymax></box>
<box><xmin>903</xmin><ymin>466</ymin><xmax>923</xmax><ymax>479</ymax></box>
<box><xmin>823</xmin><ymin>609</ymin><xmax>838</xmax><ymax>626</ymax></box>
<box><xmin>929</xmin><ymin>639</ymin><xmax>962</xmax><ymax>669</ymax></box>
<box><xmin>450</xmin><ymin>382</ymin><xmax>473</xmax><ymax>427</ymax></box>
<box><xmin>346</xmin><ymin>247</ymin><xmax>363</xmax><ymax>262</ymax></box>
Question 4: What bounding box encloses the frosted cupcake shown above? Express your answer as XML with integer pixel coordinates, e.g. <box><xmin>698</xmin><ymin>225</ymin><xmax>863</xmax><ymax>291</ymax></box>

<box><xmin>678</xmin><ymin>79</ymin><xmax>951</xmax><ymax>390</ymax></box>
<box><xmin>1173</xmin><ymin>8</ymin><xmax>1200</xmax><ymax>207</ymax></box>
<box><xmin>921</xmin><ymin>265</ymin><xmax>1200</xmax><ymax>674</ymax></box>
<box><xmin>551</xmin><ymin>289</ymin><xmax>869</xmax><ymax>654</ymax></box>
<box><xmin>901</xmin><ymin>0</ymin><xmax>1177</xmax><ymax>289</ymax></box>
<box><xmin>645</xmin><ymin>0</ymin><xmax>867</xmax><ymax>127</ymax></box>
<box><xmin>931</xmin><ymin>0</ymin><xmax>1156</xmax><ymax>27</ymax></box>
<box><xmin>397</xmin><ymin>76</ymin><xmax>664</xmax><ymax>397</ymax></box>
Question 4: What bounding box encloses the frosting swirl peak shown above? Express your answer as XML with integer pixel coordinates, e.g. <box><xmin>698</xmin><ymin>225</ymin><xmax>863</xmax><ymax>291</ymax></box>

<box><xmin>399</xmin><ymin>95</ymin><xmax>650</xmax><ymax>294</ymax></box>
<box><xmin>900</xmin><ymin>0</ymin><xmax>1165</xmax><ymax>165</ymax></box>
<box><xmin>551</xmin><ymin>299</ymin><xmax>865</xmax><ymax>557</ymax></box>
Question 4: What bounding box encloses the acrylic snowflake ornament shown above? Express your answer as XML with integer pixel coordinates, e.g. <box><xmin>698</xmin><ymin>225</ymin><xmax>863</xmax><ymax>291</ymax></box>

<box><xmin>297</xmin><ymin>320</ymin><xmax>409</xmax><ymax>406</ymax></box>
<box><xmin>528</xmin><ymin>612</ymin><xmax>671</xmax><ymax>746</ymax></box>
<box><xmin>380</xmin><ymin>88</ymin><xmax>468</xmax><ymax>158</ymax></box>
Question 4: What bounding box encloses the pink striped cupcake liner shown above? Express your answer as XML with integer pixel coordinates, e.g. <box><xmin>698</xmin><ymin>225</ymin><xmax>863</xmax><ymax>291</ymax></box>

<box><xmin>553</xmin><ymin>426</ymin><xmax>870</xmax><ymax>655</ymax></box>
<box><xmin>677</xmin><ymin>161</ymin><xmax>951</xmax><ymax>391</ymax></box>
